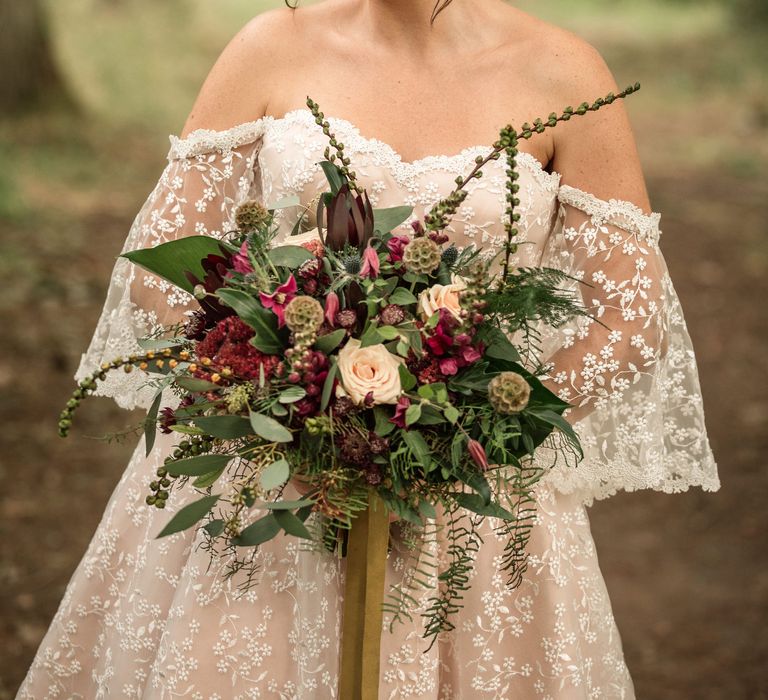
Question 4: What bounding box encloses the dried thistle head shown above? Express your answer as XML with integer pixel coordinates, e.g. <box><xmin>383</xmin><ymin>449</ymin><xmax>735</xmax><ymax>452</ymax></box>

<box><xmin>488</xmin><ymin>371</ymin><xmax>531</xmax><ymax>414</ymax></box>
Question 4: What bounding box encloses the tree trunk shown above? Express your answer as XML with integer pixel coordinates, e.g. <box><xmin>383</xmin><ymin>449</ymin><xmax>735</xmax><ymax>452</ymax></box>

<box><xmin>0</xmin><ymin>0</ymin><xmax>73</xmax><ymax>114</ymax></box>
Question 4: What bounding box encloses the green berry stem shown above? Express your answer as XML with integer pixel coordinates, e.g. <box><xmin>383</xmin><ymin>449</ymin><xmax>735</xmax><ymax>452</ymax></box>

<box><xmin>58</xmin><ymin>347</ymin><xmax>191</xmax><ymax>438</ymax></box>
<box><xmin>425</xmin><ymin>83</ymin><xmax>642</xmax><ymax>246</ymax></box>
<box><xmin>306</xmin><ymin>96</ymin><xmax>362</xmax><ymax>193</ymax></box>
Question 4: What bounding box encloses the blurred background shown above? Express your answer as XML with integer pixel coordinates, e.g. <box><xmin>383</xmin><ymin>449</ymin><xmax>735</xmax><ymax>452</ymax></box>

<box><xmin>0</xmin><ymin>0</ymin><xmax>766</xmax><ymax>697</ymax></box>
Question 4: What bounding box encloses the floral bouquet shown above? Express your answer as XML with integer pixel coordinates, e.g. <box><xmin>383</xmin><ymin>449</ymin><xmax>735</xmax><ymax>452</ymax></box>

<box><xmin>60</xmin><ymin>86</ymin><xmax>639</xmax><ymax>684</ymax></box>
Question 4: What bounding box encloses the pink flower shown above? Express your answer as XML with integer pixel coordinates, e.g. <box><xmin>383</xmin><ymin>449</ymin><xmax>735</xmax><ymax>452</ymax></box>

<box><xmin>231</xmin><ymin>241</ymin><xmax>253</xmax><ymax>275</ymax></box>
<box><xmin>386</xmin><ymin>235</ymin><xmax>410</xmax><ymax>263</ymax></box>
<box><xmin>324</xmin><ymin>291</ymin><xmax>340</xmax><ymax>327</ymax></box>
<box><xmin>389</xmin><ymin>396</ymin><xmax>412</xmax><ymax>430</ymax></box>
<box><xmin>259</xmin><ymin>275</ymin><xmax>298</xmax><ymax>328</ymax></box>
<box><xmin>439</xmin><ymin>357</ymin><xmax>459</xmax><ymax>376</ymax></box>
<box><xmin>467</xmin><ymin>439</ymin><xmax>489</xmax><ymax>471</ymax></box>
<box><xmin>459</xmin><ymin>345</ymin><xmax>482</xmax><ymax>365</ymax></box>
<box><xmin>359</xmin><ymin>245</ymin><xmax>380</xmax><ymax>279</ymax></box>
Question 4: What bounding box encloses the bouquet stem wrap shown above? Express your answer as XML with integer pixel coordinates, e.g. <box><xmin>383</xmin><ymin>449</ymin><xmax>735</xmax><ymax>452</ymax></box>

<box><xmin>339</xmin><ymin>489</ymin><xmax>390</xmax><ymax>699</ymax></box>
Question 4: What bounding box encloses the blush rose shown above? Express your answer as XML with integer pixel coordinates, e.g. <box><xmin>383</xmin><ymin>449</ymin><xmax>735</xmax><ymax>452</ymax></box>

<box><xmin>337</xmin><ymin>339</ymin><xmax>404</xmax><ymax>405</ymax></box>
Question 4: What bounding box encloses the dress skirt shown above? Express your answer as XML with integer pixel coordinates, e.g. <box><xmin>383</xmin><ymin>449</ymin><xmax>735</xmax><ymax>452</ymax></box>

<box><xmin>16</xmin><ymin>430</ymin><xmax>634</xmax><ymax>699</ymax></box>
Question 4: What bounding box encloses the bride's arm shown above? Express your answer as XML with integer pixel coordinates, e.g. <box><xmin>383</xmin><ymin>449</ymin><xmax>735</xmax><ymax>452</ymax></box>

<box><xmin>538</xmin><ymin>45</ymin><xmax>668</xmax><ymax>424</ymax></box>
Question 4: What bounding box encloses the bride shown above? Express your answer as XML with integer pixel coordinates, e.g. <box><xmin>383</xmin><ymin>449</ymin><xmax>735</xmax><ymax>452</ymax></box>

<box><xmin>17</xmin><ymin>0</ymin><xmax>719</xmax><ymax>697</ymax></box>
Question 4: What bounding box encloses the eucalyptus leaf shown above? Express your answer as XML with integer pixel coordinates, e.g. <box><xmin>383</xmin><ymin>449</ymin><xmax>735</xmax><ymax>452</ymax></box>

<box><xmin>144</xmin><ymin>391</ymin><xmax>163</xmax><ymax>457</ymax></box>
<box><xmin>155</xmin><ymin>494</ymin><xmax>221</xmax><ymax>538</ymax></box>
<box><xmin>387</xmin><ymin>287</ymin><xmax>418</xmax><ymax>306</ymax></box>
<box><xmin>273</xmin><ymin>509</ymin><xmax>313</xmax><ymax>539</ymax></box>
<box><xmin>165</xmin><ymin>453</ymin><xmax>233</xmax><ymax>477</ymax></box>
<box><xmin>278</xmin><ymin>386</ymin><xmax>307</xmax><ymax>404</ymax></box>
<box><xmin>203</xmin><ymin>519</ymin><xmax>225</xmax><ymax>537</ymax></box>
<box><xmin>320</xmin><ymin>360</ymin><xmax>339</xmax><ymax>412</ymax></box>
<box><xmin>192</xmin><ymin>466</ymin><xmax>226</xmax><ymax>488</ymax></box>
<box><xmin>452</xmin><ymin>493</ymin><xmax>514</xmax><ymax>520</ymax></box>
<box><xmin>232</xmin><ymin>513</ymin><xmax>281</xmax><ymax>547</ymax></box>
<box><xmin>249</xmin><ymin>411</ymin><xmax>293</xmax><ymax>443</ymax></box>
<box><xmin>194</xmin><ymin>415</ymin><xmax>252</xmax><ymax>439</ymax></box>
<box><xmin>260</xmin><ymin>459</ymin><xmax>290</xmax><ymax>491</ymax></box>
<box><xmin>263</xmin><ymin>498</ymin><xmax>315</xmax><ymax>510</ymax></box>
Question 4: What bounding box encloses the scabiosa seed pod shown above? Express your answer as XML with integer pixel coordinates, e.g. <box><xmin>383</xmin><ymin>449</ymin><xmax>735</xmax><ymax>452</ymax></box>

<box><xmin>488</xmin><ymin>371</ymin><xmax>531</xmax><ymax>414</ymax></box>
<box><xmin>284</xmin><ymin>295</ymin><xmax>324</xmax><ymax>333</ymax></box>
<box><xmin>335</xmin><ymin>309</ymin><xmax>358</xmax><ymax>329</ymax></box>
<box><xmin>402</xmin><ymin>237</ymin><xmax>442</xmax><ymax>275</ymax></box>
<box><xmin>379</xmin><ymin>304</ymin><xmax>405</xmax><ymax>326</ymax></box>
<box><xmin>235</xmin><ymin>200</ymin><xmax>270</xmax><ymax>232</ymax></box>
<box><xmin>441</xmin><ymin>244</ymin><xmax>459</xmax><ymax>267</ymax></box>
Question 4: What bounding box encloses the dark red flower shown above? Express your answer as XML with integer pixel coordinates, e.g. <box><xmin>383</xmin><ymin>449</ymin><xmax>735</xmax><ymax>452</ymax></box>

<box><xmin>386</xmin><ymin>235</ymin><xmax>410</xmax><ymax>263</ymax></box>
<box><xmin>195</xmin><ymin>316</ymin><xmax>280</xmax><ymax>380</ymax></box>
<box><xmin>389</xmin><ymin>396</ymin><xmax>412</xmax><ymax>430</ymax></box>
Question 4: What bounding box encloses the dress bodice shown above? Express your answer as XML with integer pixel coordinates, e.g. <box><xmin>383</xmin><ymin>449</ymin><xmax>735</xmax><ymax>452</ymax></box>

<box><xmin>256</xmin><ymin>109</ymin><xmax>561</xmax><ymax>268</ymax></box>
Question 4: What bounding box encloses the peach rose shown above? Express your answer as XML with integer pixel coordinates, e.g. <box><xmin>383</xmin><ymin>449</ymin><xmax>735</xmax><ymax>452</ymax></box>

<box><xmin>337</xmin><ymin>339</ymin><xmax>404</xmax><ymax>405</ymax></box>
<box><xmin>418</xmin><ymin>276</ymin><xmax>467</xmax><ymax>321</ymax></box>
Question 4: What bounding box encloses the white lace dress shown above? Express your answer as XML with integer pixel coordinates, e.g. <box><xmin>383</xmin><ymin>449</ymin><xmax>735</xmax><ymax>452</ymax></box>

<box><xmin>16</xmin><ymin>110</ymin><xmax>719</xmax><ymax>700</ymax></box>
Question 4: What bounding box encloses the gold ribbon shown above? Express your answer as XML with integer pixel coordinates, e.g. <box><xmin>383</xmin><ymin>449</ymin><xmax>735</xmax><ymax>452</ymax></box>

<box><xmin>339</xmin><ymin>489</ymin><xmax>390</xmax><ymax>699</ymax></box>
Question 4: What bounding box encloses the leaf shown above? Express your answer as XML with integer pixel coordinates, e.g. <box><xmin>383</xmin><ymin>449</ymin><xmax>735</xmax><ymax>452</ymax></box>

<box><xmin>249</xmin><ymin>411</ymin><xmax>293</xmax><ymax>443</ymax></box>
<box><xmin>320</xmin><ymin>359</ymin><xmax>339</xmax><ymax>411</ymax></box>
<box><xmin>169</xmin><ymin>424</ymin><xmax>205</xmax><ymax>436</ymax></box>
<box><xmin>137</xmin><ymin>338</ymin><xmax>183</xmax><ymax>351</ymax></box>
<box><xmin>260</xmin><ymin>459</ymin><xmax>290</xmax><ymax>491</ymax></box>
<box><xmin>165</xmin><ymin>453</ymin><xmax>233</xmax><ymax>477</ymax></box>
<box><xmin>459</xmin><ymin>469</ymin><xmax>492</xmax><ymax>505</ymax></box>
<box><xmin>484</xmin><ymin>329</ymin><xmax>521</xmax><ymax>363</ymax></box>
<box><xmin>268</xmin><ymin>245</ymin><xmax>314</xmax><ymax>269</ymax></box>
<box><xmin>268</xmin><ymin>194</ymin><xmax>301</xmax><ymax>210</ymax></box>
<box><xmin>193</xmin><ymin>415</ymin><xmax>252</xmax><ymax>439</ymax></box>
<box><xmin>232</xmin><ymin>513</ymin><xmax>281</xmax><ymax>547</ymax></box>
<box><xmin>155</xmin><ymin>494</ymin><xmax>221</xmax><ymax>538</ymax></box>
<box><xmin>398</xmin><ymin>365</ymin><xmax>417</xmax><ymax>392</ymax></box>
<box><xmin>377</xmin><ymin>325</ymin><xmax>400</xmax><ymax>340</ymax></box>
<box><xmin>144</xmin><ymin>391</ymin><xmax>163</xmax><ymax>457</ymax></box>
<box><xmin>174</xmin><ymin>376</ymin><xmax>220</xmax><ymax>393</ymax></box>
<box><xmin>315</xmin><ymin>328</ymin><xmax>346</xmax><ymax>354</ymax></box>
<box><xmin>192</xmin><ymin>466</ymin><xmax>226</xmax><ymax>488</ymax></box>
<box><xmin>271</xmin><ymin>402</ymin><xmax>288</xmax><ymax>417</ymax></box>
<box><xmin>320</xmin><ymin>160</ymin><xmax>346</xmax><ymax>194</ymax></box>
<box><xmin>387</xmin><ymin>287</ymin><xmax>418</xmax><ymax>306</ymax></box>
<box><xmin>373</xmin><ymin>406</ymin><xmax>396</xmax><ymax>437</ymax></box>
<box><xmin>403</xmin><ymin>430</ymin><xmax>432</xmax><ymax>469</ymax></box>
<box><xmin>273</xmin><ymin>509</ymin><xmax>313</xmax><ymax>539</ymax></box>
<box><xmin>405</xmin><ymin>403</ymin><xmax>422</xmax><ymax>426</ymax></box>
<box><xmin>452</xmin><ymin>493</ymin><xmax>514</xmax><ymax>520</ymax></box>
<box><xmin>278</xmin><ymin>386</ymin><xmax>307</xmax><ymax>404</ymax></box>
<box><xmin>526</xmin><ymin>407</ymin><xmax>583</xmax><ymax>458</ymax></box>
<box><xmin>359</xmin><ymin>326</ymin><xmax>383</xmax><ymax>348</ymax></box>
<box><xmin>444</xmin><ymin>405</ymin><xmax>460</xmax><ymax>424</ymax></box>
<box><xmin>122</xmin><ymin>236</ymin><xmax>224</xmax><ymax>294</ymax></box>
<box><xmin>203</xmin><ymin>519</ymin><xmax>225</xmax><ymax>537</ymax></box>
<box><xmin>216</xmin><ymin>288</ymin><xmax>282</xmax><ymax>354</ymax></box>
<box><xmin>418</xmin><ymin>499</ymin><xmax>437</xmax><ymax>520</ymax></box>
<box><xmin>373</xmin><ymin>206</ymin><xmax>413</xmax><ymax>234</ymax></box>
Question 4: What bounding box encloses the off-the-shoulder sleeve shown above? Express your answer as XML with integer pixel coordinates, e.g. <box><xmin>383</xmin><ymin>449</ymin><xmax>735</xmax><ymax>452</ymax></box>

<box><xmin>73</xmin><ymin>119</ymin><xmax>269</xmax><ymax>410</ymax></box>
<box><xmin>536</xmin><ymin>184</ymin><xmax>719</xmax><ymax>502</ymax></box>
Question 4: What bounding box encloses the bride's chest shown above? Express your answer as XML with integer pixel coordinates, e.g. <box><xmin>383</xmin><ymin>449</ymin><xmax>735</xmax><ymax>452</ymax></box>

<box><xmin>256</xmin><ymin>110</ymin><xmax>561</xmax><ymax>262</ymax></box>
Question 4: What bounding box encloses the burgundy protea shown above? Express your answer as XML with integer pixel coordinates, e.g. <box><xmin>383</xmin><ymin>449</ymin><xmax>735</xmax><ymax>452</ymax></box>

<box><xmin>324</xmin><ymin>183</ymin><xmax>374</xmax><ymax>252</ymax></box>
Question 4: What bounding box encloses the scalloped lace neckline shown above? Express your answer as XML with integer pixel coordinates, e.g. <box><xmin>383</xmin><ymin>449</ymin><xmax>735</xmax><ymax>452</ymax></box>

<box><xmin>266</xmin><ymin>108</ymin><xmax>560</xmax><ymax>186</ymax></box>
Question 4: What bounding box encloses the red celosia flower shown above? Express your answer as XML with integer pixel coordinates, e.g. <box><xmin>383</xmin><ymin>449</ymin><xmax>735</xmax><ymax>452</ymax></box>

<box><xmin>195</xmin><ymin>316</ymin><xmax>280</xmax><ymax>380</ymax></box>
<box><xmin>259</xmin><ymin>275</ymin><xmax>298</xmax><ymax>327</ymax></box>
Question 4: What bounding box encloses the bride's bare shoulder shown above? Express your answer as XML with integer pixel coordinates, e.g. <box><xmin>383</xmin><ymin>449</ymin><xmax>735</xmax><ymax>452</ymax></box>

<box><xmin>504</xmin><ymin>7</ymin><xmax>618</xmax><ymax>100</ymax></box>
<box><xmin>180</xmin><ymin>6</ymin><xmax>315</xmax><ymax>137</ymax></box>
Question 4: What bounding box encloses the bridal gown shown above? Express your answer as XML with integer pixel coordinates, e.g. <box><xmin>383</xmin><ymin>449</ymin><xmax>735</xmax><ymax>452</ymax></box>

<box><xmin>16</xmin><ymin>109</ymin><xmax>719</xmax><ymax>699</ymax></box>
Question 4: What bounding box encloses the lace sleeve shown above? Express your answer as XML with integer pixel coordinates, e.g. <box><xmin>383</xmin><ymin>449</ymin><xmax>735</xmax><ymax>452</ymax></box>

<box><xmin>537</xmin><ymin>184</ymin><xmax>719</xmax><ymax>502</ymax></box>
<box><xmin>73</xmin><ymin>120</ymin><xmax>268</xmax><ymax>411</ymax></box>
